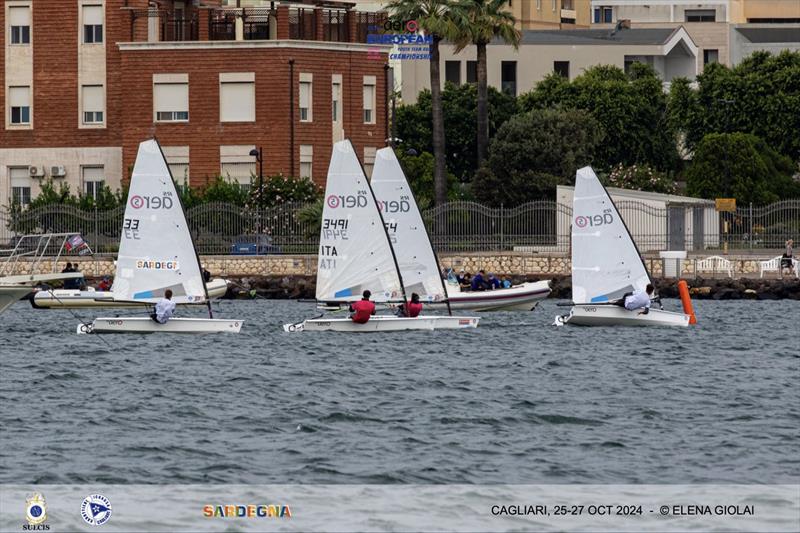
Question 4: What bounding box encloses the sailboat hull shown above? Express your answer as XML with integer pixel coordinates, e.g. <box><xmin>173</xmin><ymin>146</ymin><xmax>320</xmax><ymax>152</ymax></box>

<box><xmin>78</xmin><ymin>317</ymin><xmax>243</xmax><ymax>334</ymax></box>
<box><xmin>0</xmin><ymin>286</ymin><xmax>33</xmax><ymax>314</ymax></box>
<box><xmin>439</xmin><ymin>281</ymin><xmax>551</xmax><ymax>311</ymax></box>
<box><xmin>32</xmin><ymin>279</ymin><xmax>229</xmax><ymax>309</ymax></box>
<box><xmin>284</xmin><ymin>315</ymin><xmax>480</xmax><ymax>333</ymax></box>
<box><xmin>556</xmin><ymin>305</ymin><xmax>689</xmax><ymax>327</ymax></box>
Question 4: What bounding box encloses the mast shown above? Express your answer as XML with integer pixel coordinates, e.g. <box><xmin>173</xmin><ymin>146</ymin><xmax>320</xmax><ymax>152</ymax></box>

<box><xmin>386</xmin><ymin>147</ymin><xmax>452</xmax><ymax>315</ymax></box>
<box><xmin>154</xmin><ymin>139</ymin><xmax>213</xmax><ymax>318</ymax></box>
<box><xmin>353</xmin><ymin>141</ymin><xmax>409</xmax><ymax>306</ymax></box>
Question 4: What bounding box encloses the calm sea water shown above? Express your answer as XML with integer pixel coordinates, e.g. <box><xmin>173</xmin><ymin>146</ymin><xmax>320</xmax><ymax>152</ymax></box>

<box><xmin>0</xmin><ymin>299</ymin><xmax>797</xmax><ymax>485</ymax></box>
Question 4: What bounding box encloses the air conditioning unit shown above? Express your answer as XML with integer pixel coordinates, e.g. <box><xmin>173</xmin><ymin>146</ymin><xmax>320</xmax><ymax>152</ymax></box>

<box><xmin>51</xmin><ymin>166</ymin><xmax>67</xmax><ymax>178</ymax></box>
<box><xmin>29</xmin><ymin>166</ymin><xmax>45</xmax><ymax>178</ymax></box>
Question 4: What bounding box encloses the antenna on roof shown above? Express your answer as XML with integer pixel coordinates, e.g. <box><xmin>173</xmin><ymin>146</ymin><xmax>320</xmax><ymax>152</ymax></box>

<box><xmin>609</xmin><ymin>19</ymin><xmax>631</xmax><ymax>38</ymax></box>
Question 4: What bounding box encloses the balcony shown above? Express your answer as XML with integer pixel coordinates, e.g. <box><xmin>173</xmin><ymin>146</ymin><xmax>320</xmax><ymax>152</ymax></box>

<box><xmin>127</xmin><ymin>6</ymin><xmax>386</xmax><ymax>45</ymax></box>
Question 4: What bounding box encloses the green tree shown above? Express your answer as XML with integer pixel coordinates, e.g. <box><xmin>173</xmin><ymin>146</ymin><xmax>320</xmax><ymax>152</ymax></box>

<box><xmin>396</xmin><ymin>150</ymin><xmax>461</xmax><ymax>210</ymax></box>
<box><xmin>670</xmin><ymin>51</ymin><xmax>800</xmax><ymax>162</ymax></box>
<box><xmin>387</xmin><ymin>0</ymin><xmax>458</xmax><ymax>205</ymax></box>
<box><xmin>519</xmin><ymin>64</ymin><xmax>680</xmax><ymax>172</ymax></box>
<box><xmin>473</xmin><ymin>108</ymin><xmax>603</xmax><ymax>206</ymax></box>
<box><xmin>685</xmin><ymin>133</ymin><xmax>800</xmax><ymax>204</ymax></box>
<box><xmin>450</xmin><ymin>0</ymin><xmax>520</xmax><ymax>166</ymax></box>
<box><xmin>395</xmin><ymin>82</ymin><xmax>518</xmax><ymax>181</ymax></box>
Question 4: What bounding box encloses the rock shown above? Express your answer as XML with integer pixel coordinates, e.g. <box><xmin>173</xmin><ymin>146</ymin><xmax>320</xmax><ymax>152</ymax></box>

<box><xmin>743</xmin><ymin>289</ymin><xmax>757</xmax><ymax>299</ymax></box>
<box><xmin>690</xmin><ymin>286</ymin><xmax>712</xmax><ymax>296</ymax></box>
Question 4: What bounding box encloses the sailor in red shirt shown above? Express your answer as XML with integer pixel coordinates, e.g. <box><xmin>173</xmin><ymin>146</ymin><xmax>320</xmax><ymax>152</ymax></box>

<box><xmin>396</xmin><ymin>292</ymin><xmax>423</xmax><ymax>318</ymax></box>
<box><xmin>349</xmin><ymin>290</ymin><xmax>377</xmax><ymax>324</ymax></box>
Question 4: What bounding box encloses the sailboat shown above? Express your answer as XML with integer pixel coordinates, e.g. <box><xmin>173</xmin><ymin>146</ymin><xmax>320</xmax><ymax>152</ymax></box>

<box><xmin>283</xmin><ymin>140</ymin><xmax>479</xmax><ymax>332</ymax></box>
<box><xmin>371</xmin><ymin>147</ymin><xmax>551</xmax><ymax>312</ymax></box>
<box><xmin>78</xmin><ymin>139</ymin><xmax>243</xmax><ymax>334</ymax></box>
<box><xmin>0</xmin><ymin>286</ymin><xmax>33</xmax><ymax>314</ymax></box>
<box><xmin>555</xmin><ymin>166</ymin><xmax>690</xmax><ymax>327</ymax></box>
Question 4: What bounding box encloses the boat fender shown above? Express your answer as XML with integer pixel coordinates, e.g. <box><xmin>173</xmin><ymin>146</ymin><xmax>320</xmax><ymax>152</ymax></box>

<box><xmin>678</xmin><ymin>280</ymin><xmax>697</xmax><ymax>325</ymax></box>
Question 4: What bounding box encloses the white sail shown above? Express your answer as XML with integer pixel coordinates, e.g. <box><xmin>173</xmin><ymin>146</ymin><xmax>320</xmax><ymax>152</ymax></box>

<box><xmin>371</xmin><ymin>148</ymin><xmax>446</xmax><ymax>303</ymax></box>
<box><xmin>111</xmin><ymin>140</ymin><xmax>207</xmax><ymax>305</ymax></box>
<box><xmin>571</xmin><ymin>166</ymin><xmax>651</xmax><ymax>304</ymax></box>
<box><xmin>316</xmin><ymin>140</ymin><xmax>404</xmax><ymax>303</ymax></box>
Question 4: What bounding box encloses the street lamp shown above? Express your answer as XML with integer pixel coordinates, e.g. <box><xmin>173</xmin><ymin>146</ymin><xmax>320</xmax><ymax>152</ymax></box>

<box><xmin>249</xmin><ymin>147</ymin><xmax>264</xmax><ymax>234</ymax></box>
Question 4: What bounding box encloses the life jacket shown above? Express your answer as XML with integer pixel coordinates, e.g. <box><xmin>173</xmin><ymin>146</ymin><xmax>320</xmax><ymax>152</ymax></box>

<box><xmin>406</xmin><ymin>301</ymin><xmax>423</xmax><ymax>318</ymax></box>
<box><xmin>350</xmin><ymin>299</ymin><xmax>375</xmax><ymax>323</ymax></box>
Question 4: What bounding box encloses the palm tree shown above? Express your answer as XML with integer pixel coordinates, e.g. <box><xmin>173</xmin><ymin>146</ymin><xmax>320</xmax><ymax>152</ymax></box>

<box><xmin>451</xmin><ymin>0</ymin><xmax>520</xmax><ymax>166</ymax></box>
<box><xmin>386</xmin><ymin>0</ymin><xmax>455</xmax><ymax>206</ymax></box>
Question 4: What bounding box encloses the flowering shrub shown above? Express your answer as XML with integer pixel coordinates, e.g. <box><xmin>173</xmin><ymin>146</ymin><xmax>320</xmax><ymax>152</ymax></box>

<box><xmin>605</xmin><ymin>164</ymin><xmax>676</xmax><ymax>194</ymax></box>
<box><xmin>246</xmin><ymin>174</ymin><xmax>320</xmax><ymax>209</ymax></box>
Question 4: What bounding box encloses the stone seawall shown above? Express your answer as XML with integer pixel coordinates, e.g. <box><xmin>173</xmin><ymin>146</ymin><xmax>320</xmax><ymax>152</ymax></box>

<box><xmin>222</xmin><ymin>275</ymin><xmax>799</xmax><ymax>301</ymax></box>
<box><xmin>5</xmin><ymin>252</ymin><xmax>795</xmax><ymax>279</ymax></box>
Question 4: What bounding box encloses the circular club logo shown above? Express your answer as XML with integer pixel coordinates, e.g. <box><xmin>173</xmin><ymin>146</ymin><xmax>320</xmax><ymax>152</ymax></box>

<box><xmin>129</xmin><ymin>195</ymin><xmax>144</xmax><ymax>209</ymax></box>
<box><xmin>81</xmin><ymin>494</ymin><xmax>112</xmax><ymax>526</ymax></box>
<box><xmin>405</xmin><ymin>19</ymin><xmax>418</xmax><ymax>32</ymax></box>
<box><xmin>574</xmin><ymin>216</ymin><xmax>588</xmax><ymax>228</ymax></box>
<box><xmin>326</xmin><ymin>195</ymin><xmax>340</xmax><ymax>209</ymax></box>
<box><xmin>25</xmin><ymin>492</ymin><xmax>47</xmax><ymax>526</ymax></box>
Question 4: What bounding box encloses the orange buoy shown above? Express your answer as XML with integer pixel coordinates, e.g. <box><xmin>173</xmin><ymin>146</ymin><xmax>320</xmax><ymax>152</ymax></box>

<box><xmin>678</xmin><ymin>280</ymin><xmax>697</xmax><ymax>325</ymax></box>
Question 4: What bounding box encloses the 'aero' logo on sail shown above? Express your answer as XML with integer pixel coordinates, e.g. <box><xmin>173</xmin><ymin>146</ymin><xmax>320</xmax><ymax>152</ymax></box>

<box><xmin>130</xmin><ymin>193</ymin><xmax>174</xmax><ymax>210</ymax></box>
<box><xmin>326</xmin><ymin>192</ymin><xmax>368</xmax><ymax>209</ymax></box>
<box><xmin>575</xmin><ymin>212</ymin><xmax>614</xmax><ymax>228</ymax></box>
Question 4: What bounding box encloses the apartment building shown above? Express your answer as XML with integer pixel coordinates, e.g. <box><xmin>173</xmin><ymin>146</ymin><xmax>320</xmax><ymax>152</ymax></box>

<box><xmin>401</xmin><ymin>26</ymin><xmax>698</xmax><ymax>103</ymax></box>
<box><xmin>589</xmin><ymin>1</ymin><xmax>800</xmax><ymax>71</ymax></box>
<box><xmin>508</xmin><ymin>0</ymin><xmax>592</xmax><ymax>28</ymax></box>
<box><xmin>1</xmin><ymin>0</ymin><xmax>389</xmax><ymax>208</ymax></box>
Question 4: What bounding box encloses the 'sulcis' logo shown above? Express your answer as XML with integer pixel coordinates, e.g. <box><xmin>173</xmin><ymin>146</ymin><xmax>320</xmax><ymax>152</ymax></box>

<box><xmin>129</xmin><ymin>193</ymin><xmax>174</xmax><ymax>210</ymax></box>
<box><xmin>575</xmin><ymin>210</ymin><xmax>614</xmax><ymax>228</ymax></box>
<box><xmin>23</xmin><ymin>492</ymin><xmax>50</xmax><ymax>530</ymax></box>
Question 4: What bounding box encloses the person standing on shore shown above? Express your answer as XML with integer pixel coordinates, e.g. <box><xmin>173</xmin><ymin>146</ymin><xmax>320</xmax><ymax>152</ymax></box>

<box><xmin>781</xmin><ymin>239</ymin><xmax>794</xmax><ymax>275</ymax></box>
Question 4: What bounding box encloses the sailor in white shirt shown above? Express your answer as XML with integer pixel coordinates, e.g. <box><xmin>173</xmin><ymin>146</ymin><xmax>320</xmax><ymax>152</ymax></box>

<box><xmin>151</xmin><ymin>289</ymin><xmax>176</xmax><ymax>324</ymax></box>
<box><xmin>618</xmin><ymin>284</ymin><xmax>654</xmax><ymax>315</ymax></box>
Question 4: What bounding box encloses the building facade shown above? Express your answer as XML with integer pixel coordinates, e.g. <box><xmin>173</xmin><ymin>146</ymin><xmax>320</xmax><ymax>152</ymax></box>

<box><xmin>1</xmin><ymin>0</ymin><xmax>389</xmax><ymax>208</ymax></box>
<box><xmin>589</xmin><ymin>1</ymin><xmax>800</xmax><ymax>71</ymax></box>
<box><xmin>401</xmin><ymin>27</ymin><xmax>698</xmax><ymax>103</ymax></box>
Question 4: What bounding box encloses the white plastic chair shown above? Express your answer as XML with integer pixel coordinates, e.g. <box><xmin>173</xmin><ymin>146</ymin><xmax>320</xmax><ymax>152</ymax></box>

<box><xmin>759</xmin><ymin>256</ymin><xmax>782</xmax><ymax>278</ymax></box>
<box><xmin>696</xmin><ymin>255</ymin><xmax>733</xmax><ymax>278</ymax></box>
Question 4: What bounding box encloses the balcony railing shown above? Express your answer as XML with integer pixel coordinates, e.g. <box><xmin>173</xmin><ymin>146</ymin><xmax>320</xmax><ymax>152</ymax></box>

<box><xmin>128</xmin><ymin>6</ymin><xmax>386</xmax><ymax>45</ymax></box>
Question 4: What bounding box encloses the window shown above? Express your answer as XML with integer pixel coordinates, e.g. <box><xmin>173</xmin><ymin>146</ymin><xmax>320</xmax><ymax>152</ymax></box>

<box><xmin>332</xmin><ymin>78</ymin><xmax>341</xmax><ymax>123</ymax></box>
<box><xmin>594</xmin><ymin>7</ymin><xmax>613</xmax><ymax>23</ymax></box>
<box><xmin>220</xmin><ymin>74</ymin><xmax>255</xmax><ymax>122</ymax></box>
<box><xmin>9</xmin><ymin>6</ymin><xmax>31</xmax><ymax>45</ymax></box>
<box><xmin>153</xmin><ymin>76</ymin><xmax>189</xmax><ymax>122</ymax></box>
<box><xmin>703</xmin><ymin>49</ymin><xmax>719</xmax><ymax>65</ymax></box>
<box><xmin>299</xmin><ymin>145</ymin><xmax>313</xmax><ymax>180</ymax></box>
<box><xmin>299</xmin><ymin>74</ymin><xmax>312</xmax><ymax>122</ymax></box>
<box><xmin>10</xmin><ymin>167</ymin><xmax>31</xmax><ymax>206</ymax></box>
<box><xmin>83</xmin><ymin>4</ymin><xmax>103</xmax><ymax>43</ymax></box>
<box><xmin>445</xmin><ymin>61</ymin><xmax>461</xmax><ymax>85</ymax></box>
<box><xmin>466</xmin><ymin>61</ymin><xmax>477</xmax><ymax>84</ymax></box>
<box><xmin>363</xmin><ymin>147</ymin><xmax>376</xmax><ymax>178</ymax></box>
<box><xmin>554</xmin><ymin>61</ymin><xmax>570</xmax><ymax>78</ymax></box>
<box><xmin>220</xmin><ymin>145</ymin><xmax>256</xmax><ymax>191</ymax></box>
<box><xmin>82</xmin><ymin>166</ymin><xmax>105</xmax><ymax>199</ymax></box>
<box><xmin>163</xmin><ymin>146</ymin><xmax>189</xmax><ymax>182</ymax></box>
<box><xmin>82</xmin><ymin>85</ymin><xmax>104</xmax><ymax>125</ymax></box>
<box><xmin>363</xmin><ymin>76</ymin><xmax>376</xmax><ymax>124</ymax></box>
<box><xmin>9</xmin><ymin>86</ymin><xmax>31</xmax><ymax>125</ymax></box>
<box><xmin>685</xmin><ymin>9</ymin><xmax>716</xmax><ymax>22</ymax></box>
<box><xmin>500</xmin><ymin>61</ymin><xmax>517</xmax><ymax>96</ymax></box>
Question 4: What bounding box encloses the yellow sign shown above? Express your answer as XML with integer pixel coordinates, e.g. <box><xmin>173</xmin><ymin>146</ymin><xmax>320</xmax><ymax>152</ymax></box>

<box><xmin>715</xmin><ymin>198</ymin><xmax>736</xmax><ymax>212</ymax></box>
